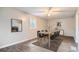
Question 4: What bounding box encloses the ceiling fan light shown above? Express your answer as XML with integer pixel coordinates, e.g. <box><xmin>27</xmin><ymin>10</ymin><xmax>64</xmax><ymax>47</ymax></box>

<box><xmin>48</xmin><ymin>13</ymin><xmax>51</xmax><ymax>16</ymax></box>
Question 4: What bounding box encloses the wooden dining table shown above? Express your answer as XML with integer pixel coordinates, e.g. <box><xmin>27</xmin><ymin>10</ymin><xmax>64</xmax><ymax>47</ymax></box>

<box><xmin>39</xmin><ymin>31</ymin><xmax>54</xmax><ymax>35</ymax></box>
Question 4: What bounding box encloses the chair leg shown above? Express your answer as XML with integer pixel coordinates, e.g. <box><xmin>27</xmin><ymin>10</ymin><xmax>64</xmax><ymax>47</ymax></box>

<box><xmin>41</xmin><ymin>38</ymin><xmax>43</xmax><ymax>44</ymax></box>
<box><xmin>41</xmin><ymin>38</ymin><xmax>44</xmax><ymax>45</ymax></box>
<box><xmin>39</xmin><ymin>38</ymin><xmax>42</xmax><ymax>46</ymax></box>
<box><xmin>38</xmin><ymin>38</ymin><xmax>40</xmax><ymax>45</ymax></box>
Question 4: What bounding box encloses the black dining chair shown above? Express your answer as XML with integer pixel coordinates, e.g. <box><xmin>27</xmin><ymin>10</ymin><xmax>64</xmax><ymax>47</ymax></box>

<box><xmin>37</xmin><ymin>31</ymin><xmax>40</xmax><ymax>37</ymax></box>
<box><xmin>37</xmin><ymin>31</ymin><xmax>45</xmax><ymax>45</ymax></box>
<box><xmin>50</xmin><ymin>31</ymin><xmax>60</xmax><ymax>40</ymax></box>
<box><xmin>44</xmin><ymin>30</ymin><xmax>49</xmax><ymax>38</ymax></box>
<box><xmin>45</xmin><ymin>30</ymin><xmax>48</xmax><ymax>32</ymax></box>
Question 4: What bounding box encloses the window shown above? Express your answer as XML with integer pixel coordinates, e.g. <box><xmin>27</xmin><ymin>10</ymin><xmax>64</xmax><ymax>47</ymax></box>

<box><xmin>30</xmin><ymin>17</ymin><xmax>36</xmax><ymax>29</ymax></box>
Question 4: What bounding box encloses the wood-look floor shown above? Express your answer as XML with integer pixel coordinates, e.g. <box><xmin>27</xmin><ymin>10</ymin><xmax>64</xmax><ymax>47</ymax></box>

<box><xmin>57</xmin><ymin>36</ymin><xmax>76</xmax><ymax>52</ymax></box>
<box><xmin>0</xmin><ymin>36</ymin><xmax>76</xmax><ymax>52</ymax></box>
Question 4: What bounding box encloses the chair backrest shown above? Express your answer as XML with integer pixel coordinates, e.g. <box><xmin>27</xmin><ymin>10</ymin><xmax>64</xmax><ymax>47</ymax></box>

<box><xmin>54</xmin><ymin>31</ymin><xmax>60</xmax><ymax>37</ymax></box>
<box><xmin>37</xmin><ymin>31</ymin><xmax>40</xmax><ymax>37</ymax></box>
<box><xmin>56</xmin><ymin>31</ymin><xmax>60</xmax><ymax>36</ymax></box>
<box><xmin>41</xmin><ymin>30</ymin><xmax>44</xmax><ymax>32</ymax></box>
<box><xmin>54</xmin><ymin>32</ymin><xmax>57</xmax><ymax>37</ymax></box>
<box><xmin>45</xmin><ymin>30</ymin><xmax>48</xmax><ymax>32</ymax></box>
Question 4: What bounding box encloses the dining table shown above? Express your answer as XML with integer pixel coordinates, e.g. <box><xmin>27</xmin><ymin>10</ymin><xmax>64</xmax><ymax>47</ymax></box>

<box><xmin>39</xmin><ymin>31</ymin><xmax>54</xmax><ymax>35</ymax></box>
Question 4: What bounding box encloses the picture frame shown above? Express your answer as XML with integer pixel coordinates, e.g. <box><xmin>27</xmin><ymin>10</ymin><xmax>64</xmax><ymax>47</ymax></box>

<box><xmin>60</xmin><ymin>29</ymin><xmax>64</xmax><ymax>35</ymax></box>
<box><xmin>11</xmin><ymin>19</ymin><xmax>22</xmax><ymax>32</ymax></box>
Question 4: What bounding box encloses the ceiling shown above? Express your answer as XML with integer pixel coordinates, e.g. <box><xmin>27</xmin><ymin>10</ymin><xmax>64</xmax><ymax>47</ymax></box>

<box><xmin>16</xmin><ymin>7</ymin><xmax>77</xmax><ymax>19</ymax></box>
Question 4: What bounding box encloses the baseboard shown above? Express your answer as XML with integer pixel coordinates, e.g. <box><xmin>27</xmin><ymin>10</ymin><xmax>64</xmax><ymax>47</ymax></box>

<box><xmin>0</xmin><ymin>37</ymin><xmax>37</xmax><ymax>49</ymax></box>
<box><xmin>60</xmin><ymin>35</ymin><xmax>74</xmax><ymax>39</ymax></box>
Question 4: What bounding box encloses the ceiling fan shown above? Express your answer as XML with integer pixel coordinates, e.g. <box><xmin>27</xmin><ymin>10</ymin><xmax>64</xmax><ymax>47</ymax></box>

<box><xmin>47</xmin><ymin>7</ymin><xmax>71</xmax><ymax>16</ymax></box>
<box><xmin>47</xmin><ymin>7</ymin><xmax>52</xmax><ymax>16</ymax></box>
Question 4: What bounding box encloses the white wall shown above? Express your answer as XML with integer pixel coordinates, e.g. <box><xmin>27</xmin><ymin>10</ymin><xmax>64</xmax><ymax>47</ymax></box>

<box><xmin>0</xmin><ymin>8</ymin><xmax>47</xmax><ymax>48</ymax></box>
<box><xmin>48</xmin><ymin>17</ymin><xmax>75</xmax><ymax>37</ymax></box>
<box><xmin>75</xmin><ymin>8</ymin><xmax>79</xmax><ymax>50</ymax></box>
